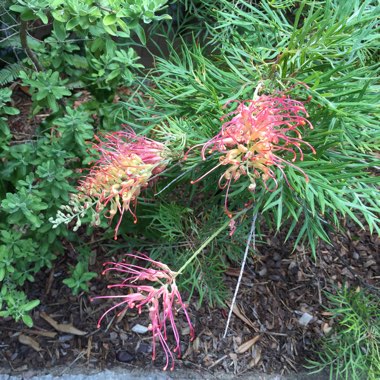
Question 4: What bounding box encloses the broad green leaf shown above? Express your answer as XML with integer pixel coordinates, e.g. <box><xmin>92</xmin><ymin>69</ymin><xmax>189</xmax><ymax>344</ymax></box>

<box><xmin>24</xmin><ymin>299</ymin><xmax>40</xmax><ymax>311</ymax></box>
<box><xmin>22</xmin><ymin>315</ymin><xmax>34</xmax><ymax>327</ymax></box>
<box><xmin>133</xmin><ymin>24</ymin><xmax>146</xmax><ymax>45</ymax></box>
<box><xmin>103</xmin><ymin>14</ymin><xmax>117</xmax><ymax>26</ymax></box>
<box><xmin>66</xmin><ymin>18</ymin><xmax>79</xmax><ymax>30</ymax></box>
<box><xmin>53</xmin><ymin>20</ymin><xmax>67</xmax><ymax>41</ymax></box>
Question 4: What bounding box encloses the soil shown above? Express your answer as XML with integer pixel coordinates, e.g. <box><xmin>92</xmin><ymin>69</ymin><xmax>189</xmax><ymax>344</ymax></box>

<box><xmin>1</xmin><ymin>89</ymin><xmax>379</xmax><ymax>378</ymax></box>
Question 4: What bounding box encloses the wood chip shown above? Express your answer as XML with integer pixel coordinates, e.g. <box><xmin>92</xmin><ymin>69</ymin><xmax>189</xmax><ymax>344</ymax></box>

<box><xmin>25</xmin><ymin>329</ymin><xmax>57</xmax><ymax>338</ymax></box>
<box><xmin>236</xmin><ymin>335</ymin><xmax>261</xmax><ymax>354</ymax></box>
<box><xmin>40</xmin><ymin>312</ymin><xmax>87</xmax><ymax>336</ymax></box>
<box><xmin>364</xmin><ymin>260</ymin><xmax>376</xmax><ymax>268</ymax></box>
<box><xmin>18</xmin><ymin>334</ymin><xmax>41</xmax><ymax>352</ymax></box>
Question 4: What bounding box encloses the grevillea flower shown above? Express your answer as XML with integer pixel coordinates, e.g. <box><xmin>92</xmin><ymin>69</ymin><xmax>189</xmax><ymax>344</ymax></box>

<box><xmin>91</xmin><ymin>253</ymin><xmax>195</xmax><ymax>371</ymax></box>
<box><xmin>77</xmin><ymin>129</ymin><xmax>168</xmax><ymax>239</ymax></box>
<box><xmin>187</xmin><ymin>95</ymin><xmax>315</xmax><ymax>216</ymax></box>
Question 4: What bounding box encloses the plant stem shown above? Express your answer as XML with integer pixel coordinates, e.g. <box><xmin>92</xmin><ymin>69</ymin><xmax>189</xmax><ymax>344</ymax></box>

<box><xmin>176</xmin><ymin>206</ymin><xmax>252</xmax><ymax>276</ymax></box>
<box><xmin>223</xmin><ymin>210</ymin><xmax>258</xmax><ymax>338</ymax></box>
<box><xmin>19</xmin><ymin>20</ymin><xmax>43</xmax><ymax>72</ymax></box>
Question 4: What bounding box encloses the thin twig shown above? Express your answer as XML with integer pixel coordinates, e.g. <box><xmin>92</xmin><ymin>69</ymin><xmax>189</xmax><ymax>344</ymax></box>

<box><xmin>19</xmin><ymin>20</ymin><xmax>43</xmax><ymax>71</ymax></box>
<box><xmin>223</xmin><ymin>211</ymin><xmax>258</xmax><ymax>338</ymax></box>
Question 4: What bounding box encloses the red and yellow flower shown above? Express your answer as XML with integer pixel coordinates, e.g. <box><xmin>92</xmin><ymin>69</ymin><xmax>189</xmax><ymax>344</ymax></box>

<box><xmin>188</xmin><ymin>95</ymin><xmax>315</xmax><ymax>216</ymax></box>
<box><xmin>77</xmin><ymin>129</ymin><xmax>168</xmax><ymax>239</ymax></box>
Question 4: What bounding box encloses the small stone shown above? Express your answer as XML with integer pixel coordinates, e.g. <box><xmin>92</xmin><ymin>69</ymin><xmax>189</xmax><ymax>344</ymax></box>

<box><xmin>298</xmin><ymin>312</ymin><xmax>313</xmax><ymax>326</ymax></box>
<box><xmin>181</xmin><ymin>326</ymin><xmax>191</xmax><ymax>336</ymax></box>
<box><xmin>131</xmin><ymin>324</ymin><xmax>149</xmax><ymax>334</ymax></box>
<box><xmin>58</xmin><ymin>334</ymin><xmax>74</xmax><ymax>342</ymax></box>
<box><xmin>258</xmin><ymin>267</ymin><xmax>267</xmax><ymax>276</ymax></box>
<box><xmin>116</xmin><ymin>350</ymin><xmax>135</xmax><ymax>363</ymax></box>
<box><xmin>352</xmin><ymin>251</ymin><xmax>360</xmax><ymax>260</ymax></box>
<box><xmin>273</xmin><ymin>253</ymin><xmax>281</xmax><ymax>261</ymax></box>
<box><xmin>136</xmin><ymin>342</ymin><xmax>152</xmax><ymax>354</ymax></box>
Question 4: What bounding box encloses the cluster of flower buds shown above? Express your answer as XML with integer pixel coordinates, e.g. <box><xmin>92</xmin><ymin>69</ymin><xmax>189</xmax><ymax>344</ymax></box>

<box><xmin>77</xmin><ymin>129</ymin><xmax>168</xmax><ymax>239</ymax></box>
<box><xmin>91</xmin><ymin>253</ymin><xmax>195</xmax><ymax>371</ymax></box>
<box><xmin>188</xmin><ymin>95</ymin><xmax>315</xmax><ymax>216</ymax></box>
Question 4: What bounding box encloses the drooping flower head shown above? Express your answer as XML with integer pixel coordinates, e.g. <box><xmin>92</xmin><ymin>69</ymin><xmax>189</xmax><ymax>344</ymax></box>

<box><xmin>91</xmin><ymin>253</ymin><xmax>195</xmax><ymax>371</ymax></box>
<box><xmin>77</xmin><ymin>128</ymin><xmax>168</xmax><ymax>239</ymax></box>
<box><xmin>187</xmin><ymin>95</ymin><xmax>315</xmax><ymax>216</ymax></box>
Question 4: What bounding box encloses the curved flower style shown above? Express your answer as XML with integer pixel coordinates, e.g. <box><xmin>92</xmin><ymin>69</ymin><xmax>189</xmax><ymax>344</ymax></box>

<box><xmin>77</xmin><ymin>129</ymin><xmax>168</xmax><ymax>239</ymax></box>
<box><xmin>91</xmin><ymin>253</ymin><xmax>195</xmax><ymax>371</ymax></box>
<box><xmin>188</xmin><ymin>95</ymin><xmax>315</xmax><ymax>216</ymax></box>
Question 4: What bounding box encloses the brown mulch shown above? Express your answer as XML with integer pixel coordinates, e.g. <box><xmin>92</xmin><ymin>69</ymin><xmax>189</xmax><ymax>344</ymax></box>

<box><xmin>0</xmin><ymin>221</ymin><xmax>378</xmax><ymax>377</ymax></box>
<box><xmin>7</xmin><ymin>86</ymin><xmax>44</xmax><ymax>142</ymax></box>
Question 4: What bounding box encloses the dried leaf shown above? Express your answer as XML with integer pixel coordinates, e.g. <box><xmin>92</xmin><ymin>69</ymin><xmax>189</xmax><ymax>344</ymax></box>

<box><xmin>18</xmin><ymin>334</ymin><xmax>41</xmax><ymax>352</ymax></box>
<box><xmin>225</xmin><ymin>301</ymin><xmax>256</xmax><ymax>330</ymax></box>
<box><xmin>229</xmin><ymin>353</ymin><xmax>238</xmax><ymax>374</ymax></box>
<box><xmin>192</xmin><ymin>336</ymin><xmax>200</xmax><ymax>353</ymax></box>
<box><xmin>236</xmin><ymin>335</ymin><xmax>261</xmax><ymax>354</ymax></box>
<box><xmin>207</xmin><ymin>354</ymin><xmax>228</xmax><ymax>369</ymax></box>
<box><xmin>248</xmin><ymin>346</ymin><xmax>262</xmax><ymax>368</ymax></box>
<box><xmin>25</xmin><ymin>329</ymin><xmax>57</xmax><ymax>338</ymax></box>
<box><xmin>322</xmin><ymin>323</ymin><xmax>333</xmax><ymax>334</ymax></box>
<box><xmin>40</xmin><ymin>312</ymin><xmax>87</xmax><ymax>336</ymax></box>
<box><xmin>225</xmin><ymin>267</ymin><xmax>243</xmax><ymax>277</ymax></box>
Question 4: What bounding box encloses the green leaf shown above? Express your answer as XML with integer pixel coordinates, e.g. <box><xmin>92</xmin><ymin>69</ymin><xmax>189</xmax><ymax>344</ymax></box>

<box><xmin>36</xmin><ymin>10</ymin><xmax>48</xmax><ymax>24</ymax></box>
<box><xmin>53</xmin><ymin>20</ymin><xmax>67</xmax><ymax>41</ymax></box>
<box><xmin>103</xmin><ymin>14</ymin><xmax>117</xmax><ymax>26</ymax></box>
<box><xmin>103</xmin><ymin>24</ymin><xmax>117</xmax><ymax>36</ymax></box>
<box><xmin>22</xmin><ymin>314</ymin><xmax>34</xmax><ymax>327</ymax></box>
<box><xmin>63</xmin><ymin>278</ymin><xmax>75</xmax><ymax>288</ymax></box>
<box><xmin>66</xmin><ymin>18</ymin><xmax>79</xmax><ymax>30</ymax></box>
<box><xmin>3</xmin><ymin>106</ymin><xmax>19</xmax><ymax>115</ymax></box>
<box><xmin>52</xmin><ymin>10</ymin><xmax>68</xmax><ymax>23</ymax></box>
<box><xmin>81</xmin><ymin>272</ymin><xmax>97</xmax><ymax>281</ymax></box>
<box><xmin>9</xmin><ymin>5</ymin><xmax>27</xmax><ymax>14</ymax></box>
<box><xmin>47</xmin><ymin>96</ymin><xmax>58</xmax><ymax>112</ymax></box>
<box><xmin>23</xmin><ymin>299</ymin><xmax>40</xmax><ymax>311</ymax></box>
<box><xmin>20</xmin><ymin>9</ymin><xmax>37</xmax><ymax>21</ymax></box>
<box><xmin>133</xmin><ymin>24</ymin><xmax>146</xmax><ymax>45</ymax></box>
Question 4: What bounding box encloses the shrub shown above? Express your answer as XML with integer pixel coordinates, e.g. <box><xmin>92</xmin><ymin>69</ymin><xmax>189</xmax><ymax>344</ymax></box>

<box><xmin>307</xmin><ymin>287</ymin><xmax>380</xmax><ymax>380</ymax></box>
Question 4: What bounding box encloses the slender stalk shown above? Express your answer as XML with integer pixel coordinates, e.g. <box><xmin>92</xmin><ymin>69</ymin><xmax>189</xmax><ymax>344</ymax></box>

<box><xmin>19</xmin><ymin>20</ymin><xmax>43</xmax><ymax>72</ymax></box>
<box><xmin>176</xmin><ymin>206</ymin><xmax>252</xmax><ymax>276</ymax></box>
<box><xmin>223</xmin><ymin>211</ymin><xmax>258</xmax><ymax>338</ymax></box>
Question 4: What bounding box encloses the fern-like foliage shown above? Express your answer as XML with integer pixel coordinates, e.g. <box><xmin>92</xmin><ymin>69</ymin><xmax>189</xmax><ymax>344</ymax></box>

<box><xmin>122</xmin><ymin>0</ymin><xmax>379</xmax><ymax>259</ymax></box>
<box><xmin>0</xmin><ymin>63</ymin><xmax>24</xmax><ymax>86</ymax></box>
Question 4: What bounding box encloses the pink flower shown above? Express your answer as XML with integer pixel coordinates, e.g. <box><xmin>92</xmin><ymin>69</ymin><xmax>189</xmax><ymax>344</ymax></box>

<box><xmin>91</xmin><ymin>253</ymin><xmax>195</xmax><ymax>371</ymax></box>
<box><xmin>77</xmin><ymin>129</ymin><xmax>168</xmax><ymax>239</ymax></box>
<box><xmin>187</xmin><ymin>95</ymin><xmax>315</xmax><ymax>216</ymax></box>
